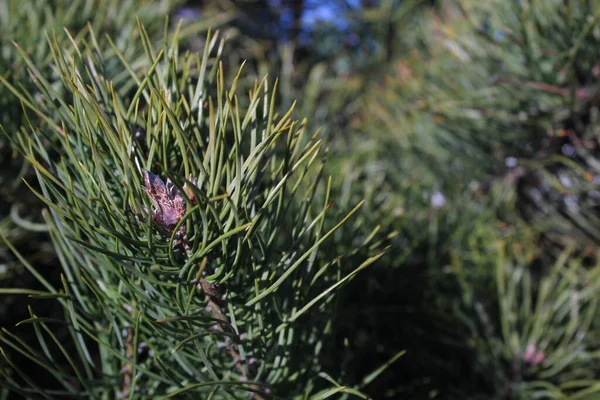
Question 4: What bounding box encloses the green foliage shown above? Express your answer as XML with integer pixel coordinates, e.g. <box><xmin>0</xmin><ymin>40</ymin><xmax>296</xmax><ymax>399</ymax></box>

<box><xmin>0</xmin><ymin>23</ymin><xmax>375</xmax><ymax>399</ymax></box>
<box><xmin>4</xmin><ymin>0</ymin><xmax>600</xmax><ymax>399</ymax></box>
<box><xmin>314</xmin><ymin>0</ymin><xmax>600</xmax><ymax>398</ymax></box>
<box><xmin>444</xmin><ymin>198</ymin><xmax>600</xmax><ymax>399</ymax></box>
<box><xmin>0</xmin><ymin>0</ymin><xmax>182</xmax><ymax>336</ymax></box>
<box><xmin>0</xmin><ymin>0</ymin><xmax>178</xmax><ymax>145</ymax></box>
<box><xmin>368</xmin><ymin>0</ymin><xmax>600</xmax><ymax>247</ymax></box>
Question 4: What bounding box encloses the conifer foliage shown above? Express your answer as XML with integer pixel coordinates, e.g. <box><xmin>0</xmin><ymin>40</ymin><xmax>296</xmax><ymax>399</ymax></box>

<box><xmin>0</xmin><ymin>22</ymin><xmax>377</xmax><ymax>399</ymax></box>
<box><xmin>6</xmin><ymin>1</ymin><xmax>600</xmax><ymax>399</ymax></box>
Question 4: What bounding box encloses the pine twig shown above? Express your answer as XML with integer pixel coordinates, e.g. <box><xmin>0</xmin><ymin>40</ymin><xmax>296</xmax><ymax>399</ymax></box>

<box><xmin>197</xmin><ymin>261</ymin><xmax>267</xmax><ymax>400</ymax></box>
<box><xmin>121</xmin><ymin>326</ymin><xmax>135</xmax><ymax>399</ymax></box>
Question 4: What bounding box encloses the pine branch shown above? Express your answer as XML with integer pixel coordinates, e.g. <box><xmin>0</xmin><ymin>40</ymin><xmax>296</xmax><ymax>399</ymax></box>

<box><xmin>1</xmin><ymin>20</ymin><xmax>373</xmax><ymax>399</ymax></box>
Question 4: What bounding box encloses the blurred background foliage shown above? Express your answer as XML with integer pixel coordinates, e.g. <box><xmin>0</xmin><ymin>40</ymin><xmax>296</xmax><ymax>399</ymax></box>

<box><xmin>2</xmin><ymin>0</ymin><xmax>600</xmax><ymax>398</ymax></box>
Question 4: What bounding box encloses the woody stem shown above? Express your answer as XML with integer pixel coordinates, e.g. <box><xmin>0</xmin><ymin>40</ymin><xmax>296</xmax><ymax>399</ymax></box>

<box><xmin>197</xmin><ymin>261</ymin><xmax>266</xmax><ymax>400</ymax></box>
